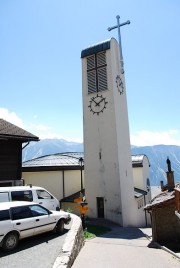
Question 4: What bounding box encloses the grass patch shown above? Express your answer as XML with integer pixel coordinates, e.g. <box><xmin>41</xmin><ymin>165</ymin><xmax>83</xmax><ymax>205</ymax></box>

<box><xmin>83</xmin><ymin>223</ymin><xmax>111</xmax><ymax>240</ymax></box>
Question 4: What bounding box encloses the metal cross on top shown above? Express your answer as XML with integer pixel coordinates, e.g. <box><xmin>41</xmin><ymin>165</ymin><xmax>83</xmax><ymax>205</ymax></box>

<box><xmin>108</xmin><ymin>15</ymin><xmax>130</xmax><ymax>74</ymax></box>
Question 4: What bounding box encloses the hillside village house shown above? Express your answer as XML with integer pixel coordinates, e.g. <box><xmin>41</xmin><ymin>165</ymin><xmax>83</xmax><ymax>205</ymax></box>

<box><xmin>145</xmin><ymin>159</ymin><xmax>180</xmax><ymax>244</ymax></box>
<box><xmin>0</xmin><ymin>118</ymin><xmax>39</xmax><ymax>187</ymax></box>
<box><xmin>22</xmin><ymin>153</ymin><xmax>151</xmax><ymax>227</ymax></box>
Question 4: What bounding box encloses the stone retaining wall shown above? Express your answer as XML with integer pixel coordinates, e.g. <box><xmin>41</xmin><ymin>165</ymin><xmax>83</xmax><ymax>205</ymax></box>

<box><xmin>53</xmin><ymin>214</ymin><xmax>84</xmax><ymax>268</ymax></box>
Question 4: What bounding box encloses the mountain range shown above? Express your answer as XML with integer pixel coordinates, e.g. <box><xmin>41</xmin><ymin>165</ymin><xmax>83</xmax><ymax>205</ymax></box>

<box><xmin>22</xmin><ymin>139</ymin><xmax>180</xmax><ymax>186</ymax></box>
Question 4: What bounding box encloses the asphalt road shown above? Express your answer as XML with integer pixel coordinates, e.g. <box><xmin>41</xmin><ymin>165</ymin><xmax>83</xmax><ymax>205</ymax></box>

<box><xmin>0</xmin><ymin>224</ymin><xmax>71</xmax><ymax>268</ymax></box>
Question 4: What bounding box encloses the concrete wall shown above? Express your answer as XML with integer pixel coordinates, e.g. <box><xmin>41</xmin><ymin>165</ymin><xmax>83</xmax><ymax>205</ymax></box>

<box><xmin>22</xmin><ymin>170</ymin><xmax>84</xmax><ymax>203</ymax></box>
<box><xmin>133</xmin><ymin>197</ymin><xmax>151</xmax><ymax>227</ymax></box>
<box><xmin>133</xmin><ymin>156</ymin><xmax>150</xmax><ymax>191</ymax></box>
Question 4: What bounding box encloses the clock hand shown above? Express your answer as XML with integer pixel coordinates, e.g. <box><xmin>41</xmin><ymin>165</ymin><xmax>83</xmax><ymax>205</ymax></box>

<box><xmin>96</xmin><ymin>98</ymin><xmax>105</xmax><ymax>106</ymax></box>
<box><xmin>92</xmin><ymin>98</ymin><xmax>99</xmax><ymax>106</ymax></box>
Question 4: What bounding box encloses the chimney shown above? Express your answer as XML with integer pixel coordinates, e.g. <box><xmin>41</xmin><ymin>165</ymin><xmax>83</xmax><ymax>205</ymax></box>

<box><xmin>166</xmin><ymin>157</ymin><xmax>175</xmax><ymax>191</ymax></box>
<box><xmin>160</xmin><ymin>180</ymin><xmax>164</xmax><ymax>191</ymax></box>
<box><xmin>166</xmin><ymin>171</ymin><xmax>175</xmax><ymax>191</ymax></box>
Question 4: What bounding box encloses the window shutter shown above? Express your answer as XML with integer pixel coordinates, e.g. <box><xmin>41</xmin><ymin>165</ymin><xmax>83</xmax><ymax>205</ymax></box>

<box><xmin>87</xmin><ymin>70</ymin><xmax>96</xmax><ymax>94</ymax></box>
<box><xmin>87</xmin><ymin>52</ymin><xmax>107</xmax><ymax>94</ymax></box>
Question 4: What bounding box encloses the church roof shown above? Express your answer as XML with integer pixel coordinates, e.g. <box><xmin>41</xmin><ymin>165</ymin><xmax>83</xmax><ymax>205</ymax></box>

<box><xmin>132</xmin><ymin>154</ymin><xmax>150</xmax><ymax>167</ymax></box>
<box><xmin>81</xmin><ymin>39</ymin><xmax>111</xmax><ymax>58</ymax></box>
<box><xmin>0</xmin><ymin>118</ymin><xmax>39</xmax><ymax>142</ymax></box>
<box><xmin>22</xmin><ymin>153</ymin><xmax>149</xmax><ymax>171</ymax></box>
<box><xmin>22</xmin><ymin>152</ymin><xmax>84</xmax><ymax>171</ymax></box>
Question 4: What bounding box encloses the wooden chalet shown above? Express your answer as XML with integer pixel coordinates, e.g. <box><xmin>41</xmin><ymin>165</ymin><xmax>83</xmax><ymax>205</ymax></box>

<box><xmin>0</xmin><ymin>118</ymin><xmax>39</xmax><ymax>186</ymax></box>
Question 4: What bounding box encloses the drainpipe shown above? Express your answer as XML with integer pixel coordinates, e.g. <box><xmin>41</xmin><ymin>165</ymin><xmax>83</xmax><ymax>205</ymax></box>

<box><xmin>62</xmin><ymin>170</ymin><xmax>65</xmax><ymax>198</ymax></box>
<box><xmin>144</xmin><ymin>195</ymin><xmax>148</xmax><ymax>227</ymax></box>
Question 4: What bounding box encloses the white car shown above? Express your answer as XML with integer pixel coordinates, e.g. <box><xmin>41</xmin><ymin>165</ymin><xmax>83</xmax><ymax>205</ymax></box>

<box><xmin>0</xmin><ymin>201</ymin><xmax>71</xmax><ymax>251</ymax></box>
<box><xmin>0</xmin><ymin>185</ymin><xmax>60</xmax><ymax>211</ymax></box>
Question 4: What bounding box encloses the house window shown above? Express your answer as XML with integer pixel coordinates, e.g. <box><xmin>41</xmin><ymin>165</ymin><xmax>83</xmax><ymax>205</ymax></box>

<box><xmin>87</xmin><ymin>52</ymin><xmax>107</xmax><ymax>94</ymax></box>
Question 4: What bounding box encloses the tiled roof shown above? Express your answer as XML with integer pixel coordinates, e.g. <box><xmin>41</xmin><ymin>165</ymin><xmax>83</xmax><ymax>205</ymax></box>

<box><xmin>145</xmin><ymin>190</ymin><xmax>175</xmax><ymax>210</ymax></box>
<box><xmin>0</xmin><ymin>119</ymin><xmax>39</xmax><ymax>142</ymax></box>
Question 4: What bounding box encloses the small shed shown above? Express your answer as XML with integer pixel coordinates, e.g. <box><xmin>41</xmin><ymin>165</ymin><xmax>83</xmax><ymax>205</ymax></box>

<box><xmin>0</xmin><ymin>118</ymin><xmax>39</xmax><ymax>186</ymax></box>
<box><xmin>145</xmin><ymin>189</ymin><xmax>180</xmax><ymax>243</ymax></box>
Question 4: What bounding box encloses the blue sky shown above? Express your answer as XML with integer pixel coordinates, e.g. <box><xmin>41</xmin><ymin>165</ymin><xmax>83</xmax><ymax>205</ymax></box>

<box><xmin>0</xmin><ymin>0</ymin><xmax>180</xmax><ymax>146</ymax></box>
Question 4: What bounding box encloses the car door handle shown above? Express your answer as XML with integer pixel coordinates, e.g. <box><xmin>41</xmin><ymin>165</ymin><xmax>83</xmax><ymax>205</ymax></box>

<box><xmin>36</xmin><ymin>219</ymin><xmax>40</xmax><ymax>222</ymax></box>
<box><xmin>39</xmin><ymin>202</ymin><xmax>43</xmax><ymax>204</ymax></box>
<box><xmin>16</xmin><ymin>222</ymin><xmax>21</xmax><ymax>225</ymax></box>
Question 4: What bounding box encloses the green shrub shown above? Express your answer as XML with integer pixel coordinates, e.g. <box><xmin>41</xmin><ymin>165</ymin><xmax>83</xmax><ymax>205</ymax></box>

<box><xmin>83</xmin><ymin>223</ymin><xmax>111</xmax><ymax>240</ymax></box>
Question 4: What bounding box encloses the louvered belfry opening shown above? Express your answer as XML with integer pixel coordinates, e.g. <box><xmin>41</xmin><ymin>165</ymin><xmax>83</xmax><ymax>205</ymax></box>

<box><xmin>87</xmin><ymin>51</ymin><xmax>107</xmax><ymax>94</ymax></box>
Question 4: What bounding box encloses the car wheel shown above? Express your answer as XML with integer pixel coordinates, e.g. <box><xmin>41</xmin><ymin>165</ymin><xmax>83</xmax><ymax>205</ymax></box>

<box><xmin>56</xmin><ymin>219</ymin><xmax>64</xmax><ymax>234</ymax></box>
<box><xmin>2</xmin><ymin>232</ymin><xmax>19</xmax><ymax>251</ymax></box>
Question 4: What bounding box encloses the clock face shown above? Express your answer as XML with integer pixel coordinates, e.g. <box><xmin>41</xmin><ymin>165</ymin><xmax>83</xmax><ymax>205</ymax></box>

<box><xmin>116</xmin><ymin>75</ymin><xmax>124</xmax><ymax>95</ymax></box>
<box><xmin>88</xmin><ymin>94</ymin><xmax>108</xmax><ymax>115</ymax></box>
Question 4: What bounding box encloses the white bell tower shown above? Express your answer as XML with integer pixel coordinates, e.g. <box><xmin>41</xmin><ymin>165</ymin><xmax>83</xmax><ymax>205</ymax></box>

<box><xmin>81</xmin><ymin>33</ymin><xmax>136</xmax><ymax>226</ymax></box>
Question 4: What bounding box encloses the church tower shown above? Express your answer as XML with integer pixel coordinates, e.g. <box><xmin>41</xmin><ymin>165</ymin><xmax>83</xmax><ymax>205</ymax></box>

<box><xmin>81</xmin><ymin>38</ymin><xmax>136</xmax><ymax>226</ymax></box>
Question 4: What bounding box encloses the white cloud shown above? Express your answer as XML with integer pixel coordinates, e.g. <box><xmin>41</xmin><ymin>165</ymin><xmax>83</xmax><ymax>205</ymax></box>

<box><xmin>34</xmin><ymin>124</ymin><xmax>52</xmax><ymax>131</ymax></box>
<box><xmin>0</xmin><ymin>107</ymin><xmax>83</xmax><ymax>142</ymax></box>
<box><xmin>24</xmin><ymin>122</ymin><xmax>83</xmax><ymax>142</ymax></box>
<box><xmin>130</xmin><ymin>130</ymin><xmax>180</xmax><ymax>146</ymax></box>
<box><xmin>0</xmin><ymin>108</ymin><xmax>24</xmax><ymax>128</ymax></box>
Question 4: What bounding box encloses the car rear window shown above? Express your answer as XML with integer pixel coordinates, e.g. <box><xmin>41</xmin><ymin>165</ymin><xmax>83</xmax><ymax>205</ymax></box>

<box><xmin>0</xmin><ymin>210</ymin><xmax>10</xmax><ymax>221</ymax></box>
<box><xmin>11</xmin><ymin>190</ymin><xmax>33</xmax><ymax>202</ymax></box>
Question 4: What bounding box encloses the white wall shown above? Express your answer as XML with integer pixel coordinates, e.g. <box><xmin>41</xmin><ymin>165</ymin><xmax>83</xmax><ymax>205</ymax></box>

<box><xmin>22</xmin><ymin>170</ymin><xmax>84</xmax><ymax>202</ymax></box>
<box><xmin>132</xmin><ymin>155</ymin><xmax>152</xmax><ymax>226</ymax></box>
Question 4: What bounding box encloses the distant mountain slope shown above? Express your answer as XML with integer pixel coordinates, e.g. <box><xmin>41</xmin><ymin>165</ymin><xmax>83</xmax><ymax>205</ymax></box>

<box><xmin>131</xmin><ymin>145</ymin><xmax>180</xmax><ymax>186</ymax></box>
<box><xmin>22</xmin><ymin>139</ymin><xmax>84</xmax><ymax>162</ymax></box>
<box><xmin>22</xmin><ymin>139</ymin><xmax>180</xmax><ymax>186</ymax></box>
